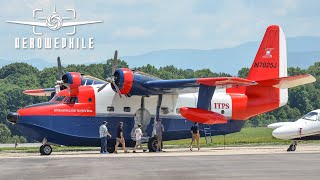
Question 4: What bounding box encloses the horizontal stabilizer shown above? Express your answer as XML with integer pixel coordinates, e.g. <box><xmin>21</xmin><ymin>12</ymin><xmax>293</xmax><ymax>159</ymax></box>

<box><xmin>197</xmin><ymin>77</ymin><xmax>257</xmax><ymax>87</ymax></box>
<box><xmin>179</xmin><ymin>107</ymin><xmax>227</xmax><ymax>125</ymax></box>
<box><xmin>23</xmin><ymin>88</ymin><xmax>55</xmax><ymax>96</ymax></box>
<box><xmin>257</xmin><ymin>74</ymin><xmax>316</xmax><ymax>89</ymax></box>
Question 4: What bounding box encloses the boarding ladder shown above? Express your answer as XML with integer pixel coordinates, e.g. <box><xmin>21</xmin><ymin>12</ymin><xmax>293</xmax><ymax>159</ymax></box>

<box><xmin>203</xmin><ymin>124</ymin><xmax>212</xmax><ymax>144</ymax></box>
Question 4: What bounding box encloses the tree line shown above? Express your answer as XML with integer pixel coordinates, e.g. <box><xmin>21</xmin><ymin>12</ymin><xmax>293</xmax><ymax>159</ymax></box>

<box><xmin>0</xmin><ymin>59</ymin><xmax>319</xmax><ymax>143</ymax></box>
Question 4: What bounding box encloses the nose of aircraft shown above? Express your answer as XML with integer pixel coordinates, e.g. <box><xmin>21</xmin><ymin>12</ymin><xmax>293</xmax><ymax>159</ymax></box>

<box><xmin>6</xmin><ymin>112</ymin><xmax>19</xmax><ymax>123</ymax></box>
<box><xmin>272</xmin><ymin>126</ymin><xmax>299</xmax><ymax>140</ymax></box>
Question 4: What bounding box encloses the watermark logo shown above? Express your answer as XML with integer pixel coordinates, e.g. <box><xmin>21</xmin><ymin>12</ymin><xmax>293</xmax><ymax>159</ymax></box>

<box><xmin>6</xmin><ymin>6</ymin><xmax>103</xmax><ymax>49</ymax></box>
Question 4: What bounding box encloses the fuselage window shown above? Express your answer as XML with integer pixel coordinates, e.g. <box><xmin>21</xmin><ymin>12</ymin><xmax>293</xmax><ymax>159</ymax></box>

<box><xmin>107</xmin><ymin>106</ymin><xmax>114</xmax><ymax>112</ymax></box>
<box><xmin>88</xmin><ymin>98</ymin><xmax>92</xmax><ymax>102</ymax></box>
<box><xmin>124</xmin><ymin>107</ymin><xmax>131</xmax><ymax>112</ymax></box>
<box><xmin>161</xmin><ymin>107</ymin><xmax>169</xmax><ymax>114</ymax></box>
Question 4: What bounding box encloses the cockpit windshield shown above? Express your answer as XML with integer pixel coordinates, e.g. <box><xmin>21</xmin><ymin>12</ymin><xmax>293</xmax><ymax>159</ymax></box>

<box><xmin>50</xmin><ymin>96</ymin><xmax>66</xmax><ymax>102</ymax></box>
<box><xmin>302</xmin><ymin>112</ymin><xmax>319</xmax><ymax>121</ymax></box>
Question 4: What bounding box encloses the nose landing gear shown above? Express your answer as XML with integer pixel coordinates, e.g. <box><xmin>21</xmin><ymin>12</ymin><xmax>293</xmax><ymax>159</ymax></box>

<box><xmin>40</xmin><ymin>144</ymin><xmax>52</xmax><ymax>155</ymax></box>
<box><xmin>39</xmin><ymin>137</ymin><xmax>52</xmax><ymax>155</ymax></box>
<box><xmin>287</xmin><ymin>140</ymin><xmax>297</xmax><ymax>151</ymax></box>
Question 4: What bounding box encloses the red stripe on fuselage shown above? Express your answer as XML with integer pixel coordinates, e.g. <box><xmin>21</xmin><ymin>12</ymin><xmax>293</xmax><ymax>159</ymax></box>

<box><xmin>18</xmin><ymin>86</ymin><xmax>96</xmax><ymax>116</ymax></box>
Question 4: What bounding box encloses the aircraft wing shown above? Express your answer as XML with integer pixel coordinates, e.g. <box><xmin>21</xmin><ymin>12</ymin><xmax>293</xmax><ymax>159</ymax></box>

<box><xmin>144</xmin><ymin>77</ymin><xmax>257</xmax><ymax>92</ymax></box>
<box><xmin>62</xmin><ymin>21</ymin><xmax>102</xmax><ymax>27</ymax></box>
<box><xmin>6</xmin><ymin>21</ymin><xmax>47</xmax><ymax>27</ymax></box>
<box><xmin>257</xmin><ymin>74</ymin><xmax>316</xmax><ymax>89</ymax></box>
<box><xmin>23</xmin><ymin>88</ymin><xmax>55</xmax><ymax>96</ymax></box>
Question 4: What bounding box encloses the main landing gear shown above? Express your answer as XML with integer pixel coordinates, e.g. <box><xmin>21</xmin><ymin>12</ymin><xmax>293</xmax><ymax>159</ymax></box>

<box><xmin>287</xmin><ymin>140</ymin><xmax>297</xmax><ymax>152</ymax></box>
<box><xmin>148</xmin><ymin>136</ymin><xmax>163</xmax><ymax>152</ymax></box>
<box><xmin>39</xmin><ymin>137</ymin><xmax>52</xmax><ymax>155</ymax></box>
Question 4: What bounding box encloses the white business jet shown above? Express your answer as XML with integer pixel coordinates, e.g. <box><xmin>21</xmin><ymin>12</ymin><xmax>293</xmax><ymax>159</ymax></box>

<box><xmin>268</xmin><ymin>109</ymin><xmax>320</xmax><ymax>151</ymax></box>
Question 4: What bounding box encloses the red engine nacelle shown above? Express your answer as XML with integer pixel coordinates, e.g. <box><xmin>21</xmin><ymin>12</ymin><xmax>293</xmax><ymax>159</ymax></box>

<box><xmin>179</xmin><ymin>107</ymin><xmax>227</xmax><ymax>125</ymax></box>
<box><xmin>113</xmin><ymin>68</ymin><xmax>134</xmax><ymax>95</ymax></box>
<box><xmin>62</xmin><ymin>72</ymin><xmax>82</xmax><ymax>96</ymax></box>
<box><xmin>112</xmin><ymin>68</ymin><xmax>161</xmax><ymax>96</ymax></box>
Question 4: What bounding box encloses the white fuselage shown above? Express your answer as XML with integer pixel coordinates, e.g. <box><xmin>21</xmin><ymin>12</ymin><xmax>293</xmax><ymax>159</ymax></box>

<box><xmin>268</xmin><ymin>110</ymin><xmax>320</xmax><ymax>140</ymax></box>
<box><xmin>93</xmin><ymin>84</ymin><xmax>233</xmax><ymax>119</ymax></box>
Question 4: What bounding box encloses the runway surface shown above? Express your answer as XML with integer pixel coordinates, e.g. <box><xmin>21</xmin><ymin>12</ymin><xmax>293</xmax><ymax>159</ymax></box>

<box><xmin>1</xmin><ymin>145</ymin><xmax>320</xmax><ymax>180</ymax></box>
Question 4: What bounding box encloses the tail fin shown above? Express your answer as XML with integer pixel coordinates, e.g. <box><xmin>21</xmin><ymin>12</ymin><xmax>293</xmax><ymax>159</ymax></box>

<box><xmin>247</xmin><ymin>25</ymin><xmax>287</xmax><ymax>81</ymax></box>
<box><xmin>247</xmin><ymin>25</ymin><xmax>288</xmax><ymax>107</ymax></box>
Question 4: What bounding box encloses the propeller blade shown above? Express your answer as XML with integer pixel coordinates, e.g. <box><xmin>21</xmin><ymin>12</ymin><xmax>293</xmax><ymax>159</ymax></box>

<box><xmin>112</xmin><ymin>50</ymin><xmax>118</xmax><ymax>75</ymax></box>
<box><xmin>97</xmin><ymin>83</ymin><xmax>109</xmax><ymax>92</ymax></box>
<box><xmin>111</xmin><ymin>81</ymin><xmax>122</xmax><ymax>98</ymax></box>
<box><xmin>57</xmin><ymin>57</ymin><xmax>62</xmax><ymax>80</ymax></box>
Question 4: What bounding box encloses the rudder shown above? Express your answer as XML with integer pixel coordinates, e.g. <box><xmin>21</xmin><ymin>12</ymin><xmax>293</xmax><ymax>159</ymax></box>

<box><xmin>247</xmin><ymin>25</ymin><xmax>287</xmax><ymax>81</ymax></box>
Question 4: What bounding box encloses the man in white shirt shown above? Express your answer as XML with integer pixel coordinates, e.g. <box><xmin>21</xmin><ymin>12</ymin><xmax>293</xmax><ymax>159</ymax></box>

<box><xmin>99</xmin><ymin>121</ymin><xmax>111</xmax><ymax>154</ymax></box>
<box><xmin>133</xmin><ymin>124</ymin><xmax>146</xmax><ymax>153</ymax></box>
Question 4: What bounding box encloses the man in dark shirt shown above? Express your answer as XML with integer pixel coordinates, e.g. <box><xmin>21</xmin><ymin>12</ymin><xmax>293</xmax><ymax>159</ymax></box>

<box><xmin>190</xmin><ymin>122</ymin><xmax>200</xmax><ymax>151</ymax></box>
<box><xmin>114</xmin><ymin>122</ymin><xmax>128</xmax><ymax>153</ymax></box>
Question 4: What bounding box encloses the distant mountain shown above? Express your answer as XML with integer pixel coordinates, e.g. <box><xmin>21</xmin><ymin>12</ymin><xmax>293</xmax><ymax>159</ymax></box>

<box><xmin>1</xmin><ymin>36</ymin><xmax>319</xmax><ymax>75</ymax></box>
<box><xmin>0</xmin><ymin>58</ymin><xmax>55</xmax><ymax>70</ymax></box>
<box><xmin>122</xmin><ymin>36</ymin><xmax>320</xmax><ymax>75</ymax></box>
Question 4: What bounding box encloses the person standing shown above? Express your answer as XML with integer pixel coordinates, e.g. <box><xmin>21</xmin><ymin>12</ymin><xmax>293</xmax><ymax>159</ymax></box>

<box><xmin>133</xmin><ymin>124</ymin><xmax>147</xmax><ymax>153</ymax></box>
<box><xmin>99</xmin><ymin>121</ymin><xmax>111</xmax><ymax>154</ymax></box>
<box><xmin>190</xmin><ymin>122</ymin><xmax>200</xmax><ymax>151</ymax></box>
<box><xmin>114</xmin><ymin>122</ymin><xmax>128</xmax><ymax>153</ymax></box>
<box><xmin>155</xmin><ymin>119</ymin><xmax>164</xmax><ymax>152</ymax></box>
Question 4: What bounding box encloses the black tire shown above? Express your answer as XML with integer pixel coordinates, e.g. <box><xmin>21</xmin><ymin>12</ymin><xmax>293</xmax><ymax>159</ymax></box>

<box><xmin>40</xmin><ymin>144</ymin><xmax>52</xmax><ymax>155</ymax></box>
<box><xmin>107</xmin><ymin>146</ymin><xmax>115</xmax><ymax>153</ymax></box>
<box><xmin>40</xmin><ymin>145</ymin><xmax>45</xmax><ymax>155</ymax></box>
<box><xmin>287</xmin><ymin>144</ymin><xmax>296</xmax><ymax>152</ymax></box>
<box><xmin>148</xmin><ymin>137</ymin><xmax>163</xmax><ymax>152</ymax></box>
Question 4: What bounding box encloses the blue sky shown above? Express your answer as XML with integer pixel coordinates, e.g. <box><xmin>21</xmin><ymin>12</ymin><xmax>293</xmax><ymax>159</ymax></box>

<box><xmin>0</xmin><ymin>0</ymin><xmax>319</xmax><ymax>64</ymax></box>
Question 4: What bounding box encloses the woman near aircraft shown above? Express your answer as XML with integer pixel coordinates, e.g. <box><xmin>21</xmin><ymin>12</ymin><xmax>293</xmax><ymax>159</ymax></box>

<box><xmin>114</xmin><ymin>122</ymin><xmax>129</xmax><ymax>153</ymax></box>
<box><xmin>190</xmin><ymin>122</ymin><xmax>200</xmax><ymax>151</ymax></box>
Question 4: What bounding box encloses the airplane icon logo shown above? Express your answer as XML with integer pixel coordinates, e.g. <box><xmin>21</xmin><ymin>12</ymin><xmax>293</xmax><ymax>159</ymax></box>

<box><xmin>6</xmin><ymin>6</ymin><xmax>103</xmax><ymax>36</ymax></box>
<box><xmin>263</xmin><ymin>48</ymin><xmax>274</xmax><ymax>58</ymax></box>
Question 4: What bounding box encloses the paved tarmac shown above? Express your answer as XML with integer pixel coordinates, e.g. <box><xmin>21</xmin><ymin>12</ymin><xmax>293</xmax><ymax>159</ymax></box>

<box><xmin>1</xmin><ymin>145</ymin><xmax>320</xmax><ymax>180</ymax></box>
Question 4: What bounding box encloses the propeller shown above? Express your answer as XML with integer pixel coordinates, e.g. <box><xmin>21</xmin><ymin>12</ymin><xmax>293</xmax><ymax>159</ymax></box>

<box><xmin>54</xmin><ymin>57</ymin><xmax>66</xmax><ymax>94</ymax></box>
<box><xmin>97</xmin><ymin>50</ymin><xmax>122</xmax><ymax>98</ymax></box>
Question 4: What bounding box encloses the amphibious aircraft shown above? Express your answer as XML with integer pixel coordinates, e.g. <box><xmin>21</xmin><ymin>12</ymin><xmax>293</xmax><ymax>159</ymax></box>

<box><xmin>7</xmin><ymin>25</ymin><xmax>315</xmax><ymax>155</ymax></box>
<box><xmin>268</xmin><ymin>109</ymin><xmax>320</xmax><ymax>151</ymax></box>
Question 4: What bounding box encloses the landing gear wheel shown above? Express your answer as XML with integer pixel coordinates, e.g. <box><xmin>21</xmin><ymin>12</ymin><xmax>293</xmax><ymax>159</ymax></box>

<box><xmin>40</xmin><ymin>144</ymin><xmax>52</xmax><ymax>155</ymax></box>
<box><xmin>287</xmin><ymin>141</ymin><xmax>297</xmax><ymax>152</ymax></box>
<box><xmin>148</xmin><ymin>137</ymin><xmax>163</xmax><ymax>152</ymax></box>
<box><xmin>107</xmin><ymin>146</ymin><xmax>115</xmax><ymax>153</ymax></box>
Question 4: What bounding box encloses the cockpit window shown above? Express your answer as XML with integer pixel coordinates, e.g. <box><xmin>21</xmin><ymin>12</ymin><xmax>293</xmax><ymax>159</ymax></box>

<box><xmin>70</xmin><ymin>97</ymin><xmax>78</xmax><ymax>103</ymax></box>
<box><xmin>302</xmin><ymin>112</ymin><xmax>318</xmax><ymax>121</ymax></box>
<box><xmin>50</xmin><ymin>96</ymin><xmax>66</xmax><ymax>102</ymax></box>
<box><xmin>55</xmin><ymin>96</ymin><xmax>66</xmax><ymax>102</ymax></box>
<box><xmin>64</xmin><ymin>97</ymin><xmax>78</xmax><ymax>103</ymax></box>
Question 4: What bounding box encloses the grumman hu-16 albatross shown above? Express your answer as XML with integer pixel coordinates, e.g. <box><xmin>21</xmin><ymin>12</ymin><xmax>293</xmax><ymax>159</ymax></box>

<box><xmin>268</xmin><ymin>110</ymin><xmax>320</xmax><ymax>151</ymax></box>
<box><xmin>7</xmin><ymin>25</ymin><xmax>315</xmax><ymax>155</ymax></box>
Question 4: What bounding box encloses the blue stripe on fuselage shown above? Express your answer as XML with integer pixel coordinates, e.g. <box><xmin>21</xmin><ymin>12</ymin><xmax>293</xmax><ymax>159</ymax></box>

<box><xmin>17</xmin><ymin>115</ymin><xmax>246</xmax><ymax>146</ymax></box>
